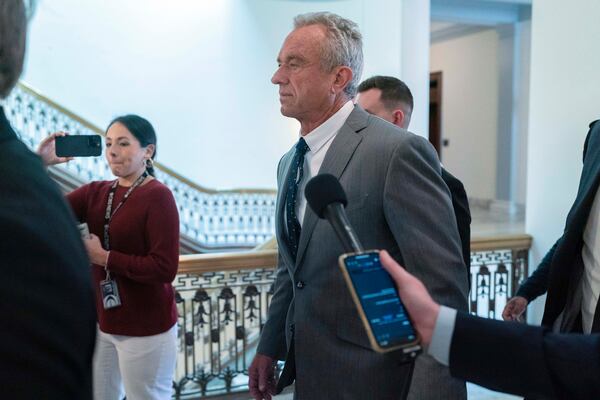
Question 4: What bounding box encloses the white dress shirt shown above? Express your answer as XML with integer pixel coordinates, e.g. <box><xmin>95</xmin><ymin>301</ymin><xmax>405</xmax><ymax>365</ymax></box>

<box><xmin>428</xmin><ymin>306</ymin><xmax>457</xmax><ymax>366</ymax></box>
<box><xmin>581</xmin><ymin>187</ymin><xmax>600</xmax><ymax>333</ymax></box>
<box><xmin>295</xmin><ymin>100</ymin><xmax>354</xmax><ymax>226</ymax></box>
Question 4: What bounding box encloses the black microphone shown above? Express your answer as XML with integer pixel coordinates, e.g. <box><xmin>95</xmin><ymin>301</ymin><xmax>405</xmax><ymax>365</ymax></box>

<box><xmin>304</xmin><ymin>174</ymin><xmax>364</xmax><ymax>253</ymax></box>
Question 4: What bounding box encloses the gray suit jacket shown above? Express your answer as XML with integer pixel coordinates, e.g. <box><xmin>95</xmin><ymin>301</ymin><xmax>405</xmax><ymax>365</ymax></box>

<box><xmin>257</xmin><ymin>106</ymin><xmax>469</xmax><ymax>399</ymax></box>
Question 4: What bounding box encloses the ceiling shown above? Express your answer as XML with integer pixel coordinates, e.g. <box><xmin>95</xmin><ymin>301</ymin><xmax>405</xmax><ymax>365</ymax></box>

<box><xmin>431</xmin><ymin>0</ymin><xmax>532</xmax><ymax>43</ymax></box>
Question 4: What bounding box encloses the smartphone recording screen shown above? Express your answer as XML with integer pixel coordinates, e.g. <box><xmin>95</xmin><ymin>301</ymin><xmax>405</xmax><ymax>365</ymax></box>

<box><xmin>344</xmin><ymin>252</ymin><xmax>417</xmax><ymax>348</ymax></box>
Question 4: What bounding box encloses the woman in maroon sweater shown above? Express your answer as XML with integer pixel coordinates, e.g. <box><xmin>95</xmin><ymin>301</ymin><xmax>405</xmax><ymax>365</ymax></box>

<box><xmin>38</xmin><ymin>115</ymin><xmax>179</xmax><ymax>400</ymax></box>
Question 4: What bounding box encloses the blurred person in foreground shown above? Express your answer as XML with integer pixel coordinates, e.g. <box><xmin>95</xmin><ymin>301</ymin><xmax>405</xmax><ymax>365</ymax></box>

<box><xmin>0</xmin><ymin>0</ymin><xmax>96</xmax><ymax>398</ymax></box>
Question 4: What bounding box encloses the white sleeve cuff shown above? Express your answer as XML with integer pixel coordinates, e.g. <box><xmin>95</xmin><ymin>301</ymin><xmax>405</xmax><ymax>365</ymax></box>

<box><xmin>427</xmin><ymin>305</ymin><xmax>457</xmax><ymax>366</ymax></box>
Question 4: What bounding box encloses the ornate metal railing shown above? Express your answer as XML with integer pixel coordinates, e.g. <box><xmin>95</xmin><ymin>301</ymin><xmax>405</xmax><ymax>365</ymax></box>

<box><xmin>469</xmin><ymin>235</ymin><xmax>532</xmax><ymax>319</ymax></box>
<box><xmin>2</xmin><ymin>82</ymin><xmax>277</xmax><ymax>251</ymax></box>
<box><xmin>172</xmin><ymin>234</ymin><xmax>531</xmax><ymax>398</ymax></box>
<box><xmin>173</xmin><ymin>251</ymin><xmax>279</xmax><ymax>397</ymax></box>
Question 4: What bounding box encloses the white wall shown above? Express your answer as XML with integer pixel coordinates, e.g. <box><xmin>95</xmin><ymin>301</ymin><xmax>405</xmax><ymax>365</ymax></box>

<box><xmin>400</xmin><ymin>0</ymin><xmax>430</xmax><ymax>137</ymax></box>
<box><xmin>512</xmin><ymin>18</ymin><xmax>531</xmax><ymax>205</ymax></box>
<box><xmin>525</xmin><ymin>0</ymin><xmax>600</xmax><ymax>323</ymax></box>
<box><xmin>430</xmin><ymin>29</ymin><xmax>499</xmax><ymax>199</ymax></box>
<box><xmin>22</xmin><ymin>0</ymin><xmax>430</xmax><ymax>190</ymax></box>
<box><xmin>495</xmin><ymin>24</ymin><xmax>515</xmax><ymax>201</ymax></box>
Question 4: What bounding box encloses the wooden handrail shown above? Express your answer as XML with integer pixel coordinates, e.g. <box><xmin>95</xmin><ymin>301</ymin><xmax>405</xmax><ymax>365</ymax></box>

<box><xmin>470</xmin><ymin>233</ymin><xmax>532</xmax><ymax>252</ymax></box>
<box><xmin>16</xmin><ymin>81</ymin><xmax>276</xmax><ymax>196</ymax></box>
<box><xmin>178</xmin><ymin>233</ymin><xmax>533</xmax><ymax>275</ymax></box>
<box><xmin>254</xmin><ymin>236</ymin><xmax>277</xmax><ymax>250</ymax></box>
<box><xmin>178</xmin><ymin>250</ymin><xmax>278</xmax><ymax>274</ymax></box>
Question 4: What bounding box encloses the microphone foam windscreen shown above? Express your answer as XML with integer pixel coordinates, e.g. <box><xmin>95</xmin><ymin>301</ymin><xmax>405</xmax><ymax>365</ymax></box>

<box><xmin>304</xmin><ymin>174</ymin><xmax>348</xmax><ymax>218</ymax></box>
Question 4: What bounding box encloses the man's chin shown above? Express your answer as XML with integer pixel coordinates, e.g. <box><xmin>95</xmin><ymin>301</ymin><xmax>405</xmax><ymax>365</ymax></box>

<box><xmin>279</xmin><ymin>106</ymin><xmax>295</xmax><ymax>118</ymax></box>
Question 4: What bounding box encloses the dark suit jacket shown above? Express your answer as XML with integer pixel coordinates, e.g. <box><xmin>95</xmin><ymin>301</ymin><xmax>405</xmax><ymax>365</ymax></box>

<box><xmin>450</xmin><ymin>311</ymin><xmax>600</xmax><ymax>400</ymax></box>
<box><xmin>258</xmin><ymin>106</ymin><xmax>468</xmax><ymax>399</ymax></box>
<box><xmin>517</xmin><ymin>120</ymin><xmax>600</xmax><ymax>332</ymax></box>
<box><xmin>441</xmin><ymin>168</ymin><xmax>471</xmax><ymax>275</ymax></box>
<box><xmin>0</xmin><ymin>106</ymin><xmax>96</xmax><ymax>399</ymax></box>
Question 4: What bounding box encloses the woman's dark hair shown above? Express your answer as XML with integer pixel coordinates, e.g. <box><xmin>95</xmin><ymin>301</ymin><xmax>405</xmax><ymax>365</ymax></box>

<box><xmin>107</xmin><ymin>114</ymin><xmax>157</xmax><ymax>176</ymax></box>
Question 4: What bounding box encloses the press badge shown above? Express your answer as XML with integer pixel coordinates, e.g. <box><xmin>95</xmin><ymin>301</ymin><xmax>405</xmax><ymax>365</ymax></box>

<box><xmin>100</xmin><ymin>279</ymin><xmax>122</xmax><ymax>309</ymax></box>
<box><xmin>100</xmin><ymin>172</ymin><xmax>147</xmax><ymax>311</ymax></box>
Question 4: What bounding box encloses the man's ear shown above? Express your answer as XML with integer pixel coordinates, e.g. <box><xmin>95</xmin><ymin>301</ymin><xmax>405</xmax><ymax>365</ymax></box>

<box><xmin>332</xmin><ymin>66</ymin><xmax>353</xmax><ymax>94</ymax></box>
<box><xmin>392</xmin><ymin>109</ymin><xmax>406</xmax><ymax>128</ymax></box>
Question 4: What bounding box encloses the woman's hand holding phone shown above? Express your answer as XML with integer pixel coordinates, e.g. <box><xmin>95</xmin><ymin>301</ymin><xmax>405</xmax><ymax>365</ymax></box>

<box><xmin>37</xmin><ymin>131</ymin><xmax>73</xmax><ymax>166</ymax></box>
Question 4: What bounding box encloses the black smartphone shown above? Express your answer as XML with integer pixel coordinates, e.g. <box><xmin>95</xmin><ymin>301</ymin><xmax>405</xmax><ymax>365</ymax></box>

<box><xmin>55</xmin><ymin>135</ymin><xmax>102</xmax><ymax>157</ymax></box>
<box><xmin>339</xmin><ymin>251</ymin><xmax>421</xmax><ymax>354</ymax></box>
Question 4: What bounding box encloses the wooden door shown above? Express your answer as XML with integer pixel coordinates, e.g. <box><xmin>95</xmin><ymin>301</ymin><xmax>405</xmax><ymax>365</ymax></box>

<box><xmin>429</xmin><ymin>71</ymin><xmax>443</xmax><ymax>159</ymax></box>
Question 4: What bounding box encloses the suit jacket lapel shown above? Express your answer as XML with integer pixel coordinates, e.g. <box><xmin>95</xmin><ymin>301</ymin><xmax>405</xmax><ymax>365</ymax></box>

<box><xmin>549</xmin><ymin>126</ymin><xmax>600</xmax><ymax>328</ymax></box>
<box><xmin>276</xmin><ymin>149</ymin><xmax>296</xmax><ymax>268</ymax></box>
<box><xmin>294</xmin><ymin>106</ymin><xmax>368</xmax><ymax>270</ymax></box>
<box><xmin>566</xmin><ymin>145</ymin><xmax>600</xmax><ymax>237</ymax></box>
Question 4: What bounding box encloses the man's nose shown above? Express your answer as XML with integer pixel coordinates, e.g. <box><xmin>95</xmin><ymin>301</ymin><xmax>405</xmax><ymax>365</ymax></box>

<box><xmin>271</xmin><ymin>66</ymin><xmax>286</xmax><ymax>85</ymax></box>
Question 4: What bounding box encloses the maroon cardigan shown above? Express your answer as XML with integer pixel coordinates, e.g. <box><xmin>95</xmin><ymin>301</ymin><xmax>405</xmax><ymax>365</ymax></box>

<box><xmin>68</xmin><ymin>179</ymin><xmax>179</xmax><ymax>336</ymax></box>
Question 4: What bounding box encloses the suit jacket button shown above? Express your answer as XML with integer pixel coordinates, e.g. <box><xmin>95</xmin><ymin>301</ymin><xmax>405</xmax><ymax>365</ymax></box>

<box><xmin>296</xmin><ymin>281</ymin><xmax>305</xmax><ymax>289</ymax></box>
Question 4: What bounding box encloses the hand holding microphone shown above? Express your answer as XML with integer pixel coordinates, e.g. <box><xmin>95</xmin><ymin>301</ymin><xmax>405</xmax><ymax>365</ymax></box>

<box><xmin>304</xmin><ymin>174</ymin><xmax>422</xmax><ymax>358</ymax></box>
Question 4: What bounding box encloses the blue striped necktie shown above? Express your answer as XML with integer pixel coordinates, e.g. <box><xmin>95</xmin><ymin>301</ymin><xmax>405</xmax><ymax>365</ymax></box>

<box><xmin>285</xmin><ymin>138</ymin><xmax>309</xmax><ymax>260</ymax></box>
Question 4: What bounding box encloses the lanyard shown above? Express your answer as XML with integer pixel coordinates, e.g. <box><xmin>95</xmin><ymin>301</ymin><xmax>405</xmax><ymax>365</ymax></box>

<box><xmin>103</xmin><ymin>171</ymin><xmax>148</xmax><ymax>251</ymax></box>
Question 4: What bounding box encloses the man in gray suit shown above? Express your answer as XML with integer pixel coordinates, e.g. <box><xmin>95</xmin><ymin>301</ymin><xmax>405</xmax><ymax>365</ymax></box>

<box><xmin>249</xmin><ymin>12</ymin><xmax>468</xmax><ymax>400</ymax></box>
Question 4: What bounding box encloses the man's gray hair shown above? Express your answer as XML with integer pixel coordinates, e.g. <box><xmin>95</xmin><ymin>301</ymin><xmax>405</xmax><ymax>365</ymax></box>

<box><xmin>0</xmin><ymin>0</ymin><xmax>27</xmax><ymax>99</ymax></box>
<box><xmin>294</xmin><ymin>12</ymin><xmax>363</xmax><ymax>98</ymax></box>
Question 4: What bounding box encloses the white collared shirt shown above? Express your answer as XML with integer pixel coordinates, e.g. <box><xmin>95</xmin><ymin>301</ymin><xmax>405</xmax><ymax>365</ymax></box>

<box><xmin>295</xmin><ymin>100</ymin><xmax>354</xmax><ymax>226</ymax></box>
<box><xmin>581</xmin><ymin>187</ymin><xmax>600</xmax><ymax>333</ymax></box>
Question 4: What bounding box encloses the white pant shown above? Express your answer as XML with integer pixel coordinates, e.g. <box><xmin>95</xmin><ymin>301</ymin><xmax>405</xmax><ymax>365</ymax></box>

<box><xmin>93</xmin><ymin>324</ymin><xmax>178</xmax><ymax>400</ymax></box>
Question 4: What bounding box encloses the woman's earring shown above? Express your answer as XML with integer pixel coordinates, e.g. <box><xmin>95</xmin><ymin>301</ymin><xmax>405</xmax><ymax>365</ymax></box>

<box><xmin>146</xmin><ymin>158</ymin><xmax>154</xmax><ymax>168</ymax></box>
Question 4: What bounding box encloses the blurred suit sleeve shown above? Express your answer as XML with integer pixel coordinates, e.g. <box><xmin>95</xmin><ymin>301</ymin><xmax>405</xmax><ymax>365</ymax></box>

<box><xmin>449</xmin><ymin>311</ymin><xmax>600</xmax><ymax>400</ymax></box>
